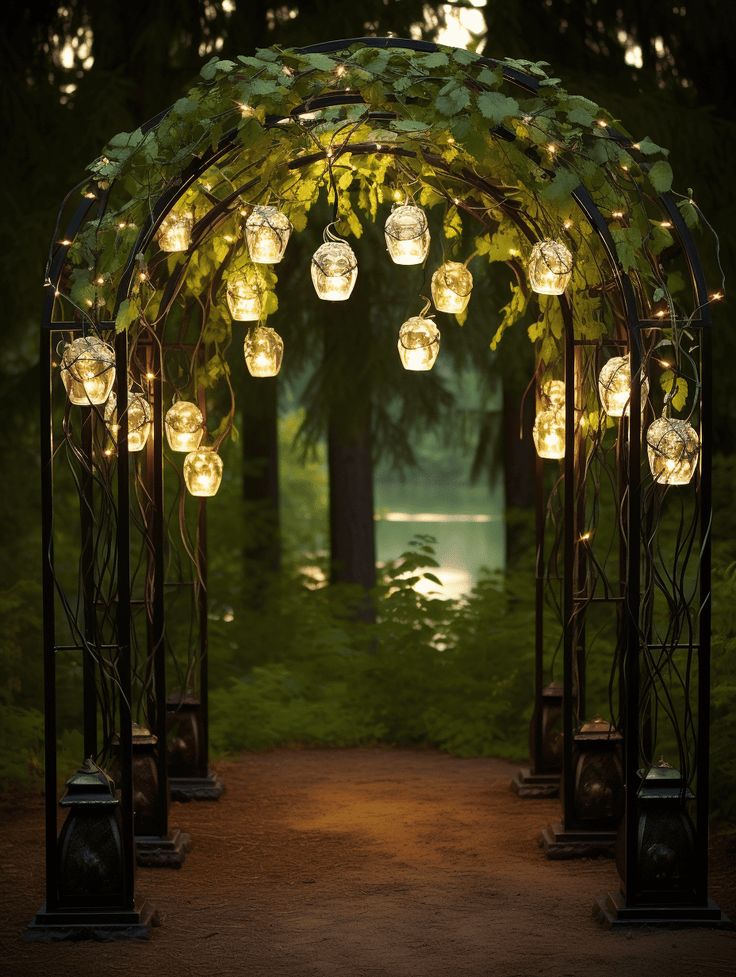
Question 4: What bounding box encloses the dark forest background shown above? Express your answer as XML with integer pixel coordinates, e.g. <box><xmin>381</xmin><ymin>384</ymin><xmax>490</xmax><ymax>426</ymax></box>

<box><xmin>1</xmin><ymin>1</ymin><xmax>735</xmax><ymax>824</ymax></box>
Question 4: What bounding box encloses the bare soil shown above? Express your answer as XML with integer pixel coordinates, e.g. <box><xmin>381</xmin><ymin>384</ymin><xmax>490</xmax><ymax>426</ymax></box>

<box><xmin>1</xmin><ymin>748</ymin><xmax>735</xmax><ymax>977</ymax></box>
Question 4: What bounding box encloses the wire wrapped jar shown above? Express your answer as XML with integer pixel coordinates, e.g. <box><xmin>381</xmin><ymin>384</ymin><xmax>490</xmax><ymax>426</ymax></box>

<box><xmin>431</xmin><ymin>261</ymin><xmax>473</xmax><ymax>314</ymax></box>
<box><xmin>528</xmin><ymin>238</ymin><xmax>573</xmax><ymax>295</ymax></box>
<box><xmin>226</xmin><ymin>274</ymin><xmax>262</xmax><ymax>321</ymax></box>
<box><xmin>646</xmin><ymin>416</ymin><xmax>700</xmax><ymax>485</ymax></box>
<box><xmin>244</xmin><ymin>325</ymin><xmax>284</xmax><ymax>377</ymax></box>
<box><xmin>104</xmin><ymin>390</ymin><xmax>152</xmax><ymax>453</ymax></box>
<box><xmin>245</xmin><ymin>205</ymin><xmax>292</xmax><ymax>264</ymax></box>
<box><xmin>384</xmin><ymin>203</ymin><xmax>430</xmax><ymax>265</ymax></box>
<box><xmin>156</xmin><ymin>209</ymin><xmax>194</xmax><ymax>252</ymax></box>
<box><xmin>533</xmin><ymin>408</ymin><xmax>565</xmax><ymax>459</ymax></box>
<box><xmin>542</xmin><ymin>379</ymin><xmax>566</xmax><ymax>409</ymax></box>
<box><xmin>598</xmin><ymin>353</ymin><xmax>650</xmax><ymax>417</ymax></box>
<box><xmin>60</xmin><ymin>335</ymin><xmax>116</xmax><ymax>405</ymax></box>
<box><xmin>184</xmin><ymin>446</ymin><xmax>223</xmax><ymax>497</ymax></box>
<box><xmin>311</xmin><ymin>228</ymin><xmax>358</xmax><ymax>301</ymax></box>
<box><xmin>165</xmin><ymin>401</ymin><xmax>204</xmax><ymax>452</ymax></box>
<box><xmin>397</xmin><ymin>313</ymin><xmax>440</xmax><ymax>371</ymax></box>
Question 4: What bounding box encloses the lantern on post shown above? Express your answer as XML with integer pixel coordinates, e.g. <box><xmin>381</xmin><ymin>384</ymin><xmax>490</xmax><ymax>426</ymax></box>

<box><xmin>384</xmin><ymin>203</ymin><xmax>430</xmax><ymax>265</ymax></box>
<box><xmin>572</xmin><ymin>717</ymin><xmax>624</xmax><ymax>829</ymax></box>
<box><xmin>165</xmin><ymin>401</ymin><xmax>204</xmax><ymax>453</ymax></box>
<box><xmin>431</xmin><ymin>261</ymin><xmax>473</xmax><ymax>314</ymax></box>
<box><xmin>646</xmin><ymin>416</ymin><xmax>700</xmax><ymax>485</ymax></box>
<box><xmin>166</xmin><ymin>693</ymin><xmax>224</xmax><ymax>800</ymax></box>
<box><xmin>397</xmin><ymin>305</ymin><xmax>440</xmax><ymax>371</ymax></box>
<box><xmin>598</xmin><ymin>353</ymin><xmax>650</xmax><ymax>417</ymax></box>
<box><xmin>105</xmin><ymin>391</ymin><xmax>152</xmax><ymax>453</ymax></box>
<box><xmin>311</xmin><ymin>227</ymin><xmax>358</xmax><ymax>301</ymax></box>
<box><xmin>184</xmin><ymin>446</ymin><xmax>223</xmax><ymax>497</ymax></box>
<box><xmin>156</xmin><ymin>209</ymin><xmax>194</xmax><ymax>252</ymax></box>
<box><xmin>512</xmin><ymin>681</ymin><xmax>564</xmax><ymax>798</ymax></box>
<box><xmin>244</xmin><ymin>325</ymin><xmax>284</xmax><ymax>377</ymax></box>
<box><xmin>245</xmin><ymin>205</ymin><xmax>292</xmax><ymax>264</ymax></box>
<box><xmin>528</xmin><ymin>238</ymin><xmax>573</xmax><ymax>295</ymax></box>
<box><xmin>60</xmin><ymin>336</ymin><xmax>116</xmax><ymax>405</ymax></box>
<box><xmin>226</xmin><ymin>274</ymin><xmax>262</xmax><ymax>322</ymax></box>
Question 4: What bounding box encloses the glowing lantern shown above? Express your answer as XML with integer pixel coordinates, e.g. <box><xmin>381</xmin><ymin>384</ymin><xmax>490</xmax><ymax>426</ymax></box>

<box><xmin>528</xmin><ymin>238</ymin><xmax>573</xmax><ymax>295</ymax></box>
<box><xmin>244</xmin><ymin>325</ymin><xmax>284</xmax><ymax>377</ymax></box>
<box><xmin>598</xmin><ymin>353</ymin><xmax>650</xmax><ymax>417</ymax></box>
<box><xmin>542</xmin><ymin>379</ymin><xmax>566</xmax><ymax>408</ymax></box>
<box><xmin>105</xmin><ymin>390</ymin><xmax>152</xmax><ymax>452</ymax></box>
<box><xmin>311</xmin><ymin>231</ymin><xmax>358</xmax><ymax>301</ymax></box>
<box><xmin>226</xmin><ymin>275</ymin><xmax>261</xmax><ymax>321</ymax></box>
<box><xmin>384</xmin><ymin>204</ymin><xmax>430</xmax><ymax>265</ymax></box>
<box><xmin>397</xmin><ymin>314</ymin><xmax>440</xmax><ymax>371</ymax></box>
<box><xmin>245</xmin><ymin>205</ymin><xmax>292</xmax><ymax>264</ymax></box>
<box><xmin>646</xmin><ymin>416</ymin><xmax>700</xmax><ymax>485</ymax></box>
<box><xmin>165</xmin><ymin>401</ymin><xmax>204</xmax><ymax>453</ymax></box>
<box><xmin>533</xmin><ymin>408</ymin><xmax>565</xmax><ymax>459</ymax></box>
<box><xmin>431</xmin><ymin>261</ymin><xmax>473</xmax><ymax>314</ymax></box>
<box><xmin>184</xmin><ymin>446</ymin><xmax>223</xmax><ymax>497</ymax></box>
<box><xmin>156</xmin><ymin>209</ymin><xmax>194</xmax><ymax>252</ymax></box>
<box><xmin>60</xmin><ymin>336</ymin><xmax>116</xmax><ymax>405</ymax></box>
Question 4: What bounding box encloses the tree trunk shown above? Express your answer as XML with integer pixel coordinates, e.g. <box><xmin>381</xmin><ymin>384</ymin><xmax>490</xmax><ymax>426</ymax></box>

<box><xmin>241</xmin><ymin>372</ymin><xmax>280</xmax><ymax>605</ymax></box>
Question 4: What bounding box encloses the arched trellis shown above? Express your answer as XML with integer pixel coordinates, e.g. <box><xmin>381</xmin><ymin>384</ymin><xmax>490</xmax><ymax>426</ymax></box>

<box><xmin>29</xmin><ymin>36</ymin><xmax>728</xmax><ymax>939</ymax></box>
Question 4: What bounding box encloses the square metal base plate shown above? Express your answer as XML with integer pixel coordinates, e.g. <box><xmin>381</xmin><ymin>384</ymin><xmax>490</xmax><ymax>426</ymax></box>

<box><xmin>540</xmin><ymin>820</ymin><xmax>616</xmax><ymax>859</ymax></box>
<box><xmin>594</xmin><ymin>890</ymin><xmax>734</xmax><ymax>929</ymax></box>
<box><xmin>511</xmin><ymin>767</ymin><xmax>560</xmax><ymax>799</ymax></box>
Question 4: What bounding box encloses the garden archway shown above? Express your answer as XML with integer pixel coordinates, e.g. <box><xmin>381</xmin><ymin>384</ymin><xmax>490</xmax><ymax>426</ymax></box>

<box><xmin>33</xmin><ymin>35</ymin><xmax>724</xmax><ymax>938</ymax></box>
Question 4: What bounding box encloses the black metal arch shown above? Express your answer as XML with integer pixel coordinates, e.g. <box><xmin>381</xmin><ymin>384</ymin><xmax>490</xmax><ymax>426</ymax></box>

<box><xmin>33</xmin><ymin>36</ymin><xmax>724</xmax><ymax>940</ymax></box>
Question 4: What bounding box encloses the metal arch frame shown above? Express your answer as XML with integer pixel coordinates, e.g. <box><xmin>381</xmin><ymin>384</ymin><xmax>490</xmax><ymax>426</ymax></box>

<box><xmin>35</xmin><ymin>35</ymin><xmax>723</xmax><ymax>934</ymax></box>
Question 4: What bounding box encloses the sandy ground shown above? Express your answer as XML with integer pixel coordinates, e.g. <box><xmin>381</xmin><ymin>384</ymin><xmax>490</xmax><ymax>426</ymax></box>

<box><xmin>1</xmin><ymin>748</ymin><xmax>735</xmax><ymax>977</ymax></box>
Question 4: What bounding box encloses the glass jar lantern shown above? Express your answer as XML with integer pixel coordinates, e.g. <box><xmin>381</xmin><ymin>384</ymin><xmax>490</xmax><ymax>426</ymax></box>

<box><xmin>572</xmin><ymin>717</ymin><xmax>624</xmax><ymax>829</ymax></box>
<box><xmin>244</xmin><ymin>325</ymin><xmax>284</xmax><ymax>377</ymax></box>
<box><xmin>226</xmin><ymin>274</ymin><xmax>262</xmax><ymax>321</ymax></box>
<box><xmin>431</xmin><ymin>261</ymin><xmax>473</xmax><ymax>314</ymax></box>
<box><xmin>528</xmin><ymin>238</ymin><xmax>573</xmax><ymax>295</ymax></box>
<box><xmin>245</xmin><ymin>205</ymin><xmax>292</xmax><ymax>264</ymax></box>
<box><xmin>165</xmin><ymin>401</ymin><xmax>204</xmax><ymax>452</ymax></box>
<box><xmin>105</xmin><ymin>390</ymin><xmax>152</xmax><ymax>452</ymax></box>
<box><xmin>533</xmin><ymin>407</ymin><xmax>565</xmax><ymax>459</ymax></box>
<box><xmin>157</xmin><ymin>209</ymin><xmax>194</xmax><ymax>252</ymax></box>
<box><xmin>311</xmin><ymin>231</ymin><xmax>358</xmax><ymax>301</ymax></box>
<box><xmin>384</xmin><ymin>203</ymin><xmax>430</xmax><ymax>265</ymax></box>
<box><xmin>397</xmin><ymin>315</ymin><xmax>440</xmax><ymax>371</ymax></box>
<box><xmin>646</xmin><ymin>416</ymin><xmax>700</xmax><ymax>485</ymax></box>
<box><xmin>184</xmin><ymin>446</ymin><xmax>223</xmax><ymax>497</ymax></box>
<box><xmin>598</xmin><ymin>353</ymin><xmax>650</xmax><ymax>417</ymax></box>
<box><xmin>60</xmin><ymin>335</ymin><xmax>116</xmax><ymax>405</ymax></box>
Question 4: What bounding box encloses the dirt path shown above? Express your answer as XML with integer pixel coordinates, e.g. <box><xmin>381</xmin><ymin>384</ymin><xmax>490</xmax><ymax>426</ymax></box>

<box><xmin>2</xmin><ymin>748</ymin><xmax>735</xmax><ymax>977</ymax></box>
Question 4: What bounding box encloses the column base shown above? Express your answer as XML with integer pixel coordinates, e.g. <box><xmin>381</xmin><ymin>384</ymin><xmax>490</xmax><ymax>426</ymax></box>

<box><xmin>511</xmin><ymin>767</ymin><xmax>559</xmax><ymax>798</ymax></box>
<box><xmin>136</xmin><ymin>827</ymin><xmax>192</xmax><ymax>868</ymax></box>
<box><xmin>594</xmin><ymin>890</ymin><xmax>734</xmax><ymax>929</ymax></box>
<box><xmin>26</xmin><ymin>899</ymin><xmax>159</xmax><ymax>941</ymax></box>
<box><xmin>540</xmin><ymin>820</ymin><xmax>616</xmax><ymax>859</ymax></box>
<box><xmin>169</xmin><ymin>770</ymin><xmax>224</xmax><ymax>802</ymax></box>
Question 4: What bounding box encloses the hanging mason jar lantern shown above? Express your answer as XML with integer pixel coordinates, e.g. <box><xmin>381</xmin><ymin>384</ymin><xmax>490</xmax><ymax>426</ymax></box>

<box><xmin>397</xmin><ymin>306</ymin><xmax>440</xmax><ymax>372</ymax></box>
<box><xmin>226</xmin><ymin>273</ymin><xmax>262</xmax><ymax>322</ymax></box>
<box><xmin>165</xmin><ymin>400</ymin><xmax>204</xmax><ymax>452</ymax></box>
<box><xmin>311</xmin><ymin>227</ymin><xmax>358</xmax><ymax>301</ymax></box>
<box><xmin>245</xmin><ymin>205</ymin><xmax>292</xmax><ymax>264</ymax></box>
<box><xmin>572</xmin><ymin>717</ymin><xmax>624</xmax><ymax>829</ymax></box>
<box><xmin>60</xmin><ymin>335</ymin><xmax>116</xmax><ymax>405</ymax></box>
<box><xmin>431</xmin><ymin>261</ymin><xmax>473</xmax><ymax>314</ymax></box>
<box><xmin>384</xmin><ymin>203</ymin><xmax>430</xmax><ymax>265</ymax></box>
<box><xmin>184</xmin><ymin>446</ymin><xmax>223</xmax><ymax>497</ymax></box>
<box><xmin>156</xmin><ymin>208</ymin><xmax>194</xmax><ymax>252</ymax></box>
<box><xmin>542</xmin><ymin>379</ymin><xmax>566</xmax><ymax>409</ymax></box>
<box><xmin>57</xmin><ymin>760</ymin><xmax>124</xmax><ymax>899</ymax></box>
<box><xmin>104</xmin><ymin>390</ymin><xmax>152</xmax><ymax>452</ymax></box>
<box><xmin>244</xmin><ymin>325</ymin><xmax>284</xmax><ymax>378</ymax></box>
<box><xmin>528</xmin><ymin>238</ymin><xmax>573</xmax><ymax>295</ymax></box>
<box><xmin>615</xmin><ymin>759</ymin><xmax>696</xmax><ymax>899</ymax></box>
<box><xmin>646</xmin><ymin>416</ymin><xmax>700</xmax><ymax>485</ymax></box>
<box><xmin>598</xmin><ymin>353</ymin><xmax>650</xmax><ymax>417</ymax></box>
